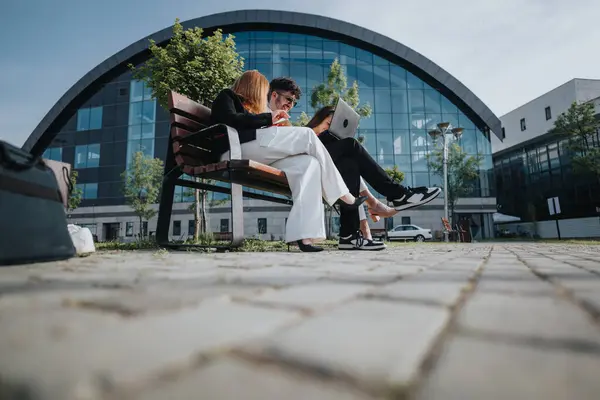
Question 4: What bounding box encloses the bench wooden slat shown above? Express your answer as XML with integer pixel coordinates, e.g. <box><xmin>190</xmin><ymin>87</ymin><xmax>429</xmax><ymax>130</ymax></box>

<box><xmin>171</xmin><ymin>113</ymin><xmax>206</xmax><ymax>132</ymax></box>
<box><xmin>168</xmin><ymin>92</ymin><xmax>211</xmax><ymax>123</ymax></box>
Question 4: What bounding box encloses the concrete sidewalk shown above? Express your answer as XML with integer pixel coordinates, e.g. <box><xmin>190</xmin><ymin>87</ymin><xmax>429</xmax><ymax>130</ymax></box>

<box><xmin>1</xmin><ymin>243</ymin><xmax>599</xmax><ymax>399</ymax></box>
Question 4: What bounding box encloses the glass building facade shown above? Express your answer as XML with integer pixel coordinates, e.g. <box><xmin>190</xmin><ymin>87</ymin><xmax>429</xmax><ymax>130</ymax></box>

<box><xmin>494</xmin><ymin>130</ymin><xmax>600</xmax><ymax>222</ymax></box>
<box><xmin>43</xmin><ymin>29</ymin><xmax>494</xmax><ymax>208</ymax></box>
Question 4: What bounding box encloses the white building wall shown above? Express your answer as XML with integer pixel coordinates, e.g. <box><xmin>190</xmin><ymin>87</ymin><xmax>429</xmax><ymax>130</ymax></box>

<box><xmin>498</xmin><ymin>216</ymin><xmax>600</xmax><ymax>239</ymax></box>
<box><xmin>493</xmin><ymin>79</ymin><xmax>600</xmax><ymax>153</ymax></box>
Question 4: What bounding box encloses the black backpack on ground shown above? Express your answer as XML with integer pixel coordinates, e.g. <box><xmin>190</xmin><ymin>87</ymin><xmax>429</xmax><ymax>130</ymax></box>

<box><xmin>0</xmin><ymin>140</ymin><xmax>75</xmax><ymax>265</ymax></box>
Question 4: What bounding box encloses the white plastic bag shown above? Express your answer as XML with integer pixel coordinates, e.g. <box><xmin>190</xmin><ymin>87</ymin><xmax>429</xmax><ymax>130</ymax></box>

<box><xmin>67</xmin><ymin>224</ymin><xmax>95</xmax><ymax>255</ymax></box>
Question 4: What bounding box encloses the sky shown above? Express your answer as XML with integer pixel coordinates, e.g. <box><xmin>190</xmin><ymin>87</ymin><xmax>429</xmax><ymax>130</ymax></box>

<box><xmin>1</xmin><ymin>0</ymin><xmax>600</xmax><ymax>147</ymax></box>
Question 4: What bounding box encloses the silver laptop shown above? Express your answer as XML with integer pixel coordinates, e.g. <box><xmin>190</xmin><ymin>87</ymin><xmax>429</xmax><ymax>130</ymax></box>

<box><xmin>329</xmin><ymin>98</ymin><xmax>360</xmax><ymax>140</ymax></box>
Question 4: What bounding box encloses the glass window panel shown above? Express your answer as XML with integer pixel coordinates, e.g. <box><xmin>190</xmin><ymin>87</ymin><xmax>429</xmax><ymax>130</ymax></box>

<box><xmin>289</xmin><ymin>41</ymin><xmax>306</xmax><ymax>62</ymax></box>
<box><xmin>141</xmin><ymin>123</ymin><xmax>154</xmax><ymax>139</ymax></box>
<box><xmin>129</xmin><ymin>102</ymin><xmax>143</xmax><ymax>125</ymax></box>
<box><xmin>375</xmin><ymin>131</ymin><xmax>394</xmax><ymax>154</ymax></box>
<box><xmin>126</xmin><ymin>140</ymin><xmax>141</xmax><ymax>166</ymax></box>
<box><xmin>424</xmin><ymin>90</ymin><xmax>441</xmax><ymax>114</ymax></box>
<box><xmin>359</xmin><ymin>132</ymin><xmax>377</xmax><ymax>155</ymax></box>
<box><xmin>407</xmin><ymin>72</ymin><xmax>424</xmax><ymax>89</ymax></box>
<box><xmin>408</xmin><ymin>90</ymin><xmax>425</xmax><ymax>114</ymax></box>
<box><xmin>142</xmin><ymin>100</ymin><xmax>156</xmax><ymax>124</ymax></box>
<box><xmin>548</xmin><ymin>143</ymin><xmax>560</xmax><ymax>169</ymax></box>
<box><xmin>424</xmin><ymin>113</ymin><xmax>442</xmax><ymax>130</ymax></box>
<box><xmin>375</xmin><ymin>114</ymin><xmax>392</xmax><ymax>129</ymax></box>
<box><xmin>413</xmin><ymin>172</ymin><xmax>430</xmax><ymax>186</ymax></box>
<box><xmin>476</xmin><ymin>128</ymin><xmax>492</xmax><ymax>155</ymax></box>
<box><xmin>272</xmin><ymin>64</ymin><xmax>290</xmax><ymax>79</ymax></box>
<box><xmin>359</xmin><ymin>115</ymin><xmax>375</xmax><ymax>129</ymax></box>
<box><xmin>89</xmin><ymin>107</ymin><xmax>103</xmax><ymax>130</ymax></box>
<box><xmin>373</xmin><ymin>64</ymin><xmax>390</xmax><ymax>88</ymax></box>
<box><xmin>410</xmin><ymin>112</ymin><xmax>427</xmax><ymax>130</ymax></box>
<box><xmin>255</xmin><ymin>62</ymin><xmax>273</xmax><ymax>81</ymax></box>
<box><xmin>458</xmin><ymin>111</ymin><xmax>476</xmax><ymax>130</ymax></box>
<box><xmin>430</xmin><ymin>173</ymin><xmax>443</xmax><ymax>188</ymax></box>
<box><xmin>85</xmin><ymin>183</ymin><xmax>98</xmax><ymax>199</ymax></box>
<box><xmin>307</xmin><ymin>64</ymin><xmax>324</xmax><ymax>89</ymax></box>
<box><xmin>344</xmin><ymin>64</ymin><xmax>357</xmax><ymax>85</ymax></box>
<box><xmin>236</xmin><ymin>41</ymin><xmax>250</xmax><ymax>60</ymax></box>
<box><xmin>391</xmin><ymin>90</ymin><xmax>409</xmax><ymax>113</ymax></box>
<box><xmin>76</xmin><ymin>184</ymin><xmax>85</xmax><ymax>197</ymax></box>
<box><xmin>373</xmin><ymin>55</ymin><xmax>389</xmax><ymax>65</ymax></box>
<box><xmin>460</xmin><ymin>129</ymin><xmax>478</xmax><ymax>154</ymax></box>
<box><xmin>272</xmin><ymin>42</ymin><xmax>289</xmax><ymax>62</ymax></box>
<box><xmin>143</xmin><ymin>82</ymin><xmax>153</xmax><ymax>100</ymax></box>
<box><xmin>376</xmin><ymin>153</ymin><xmax>394</xmax><ymax>165</ymax></box>
<box><xmin>322</xmin><ymin>41</ymin><xmax>339</xmax><ymax>63</ymax></box>
<box><xmin>374</xmin><ymin>90</ymin><xmax>391</xmax><ymax>113</ymax></box>
<box><xmin>77</xmin><ymin>108</ymin><xmax>90</xmax><ymax>131</ymax></box>
<box><xmin>128</xmin><ymin>124</ymin><xmax>142</xmax><ymax>141</ymax></box>
<box><xmin>441</xmin><ymin>96</ymin><xmax>458</xmax><ymax>114</ymax></box>
<box><xmin>75</xmin><ymin>145</ymin><xmax>87</xmax><ymax>168</ymax></box>
<box><xmin>392</xmin><ymin>114</ymin><xmax>409</xmax><ymax>130</ymax></box>
<box><xmin>254</xmin><ymin>41</ymin><xmax>272</xmax><ymax>63</ymax></box>
<box><xmin>140</xmin><ymin>139</ymin><xmax>154</xmax><ymax>158</ymax></box>
<box><xmin>130</xmin><ymin>80</ymin><xmax>144</xmax><ymax>102</ymax></box>
<box><xmin>339</xmin><ymin>43</ymin><xmax>356</xmax><ymax>64</ymax></box>
<box><xmin>390</xmin><ymin>65</ymin><xmax>407</xmax><ymax>88</ymax></box>
<box><xmin>356</xmin><ymin>48</ymin><xmax>372</xmax><ymax>63</ymax></box>
<box><xmin>87</xmin><ymin>143</ymin><xmax>101</xmax><ymax>168</ymax></box>
<box><xmin>442</xmin><ymin>113</ymin><xmax>459</xmax><ymax>128</ymax></box>
<box><xmin>393</xmin><ymin>155</ymin><xmax>412</xmax><ymax>175</ymax></box>
<box><xmin>255</xmin><ymin>31</ymin><xmax>273</xmax><ymax>39</ymax></box>
<box><xmin>393</xmin><ymin>130</ymin><xmax>411</xmax><ymax>155</ymax></box>
<box><xmin>290</xmin><ymin>64</ymin><xmax>306</xmax><ymax>88</ymax></box>
<box><xmin>306</xmin><ymin>40</ymin><xmax>323</xmax><ymax>62</ymax></box>
<box><xmin>356</xmin><ymin>62</ymin><xmax>374</xmax><ymax>87</ymax></box>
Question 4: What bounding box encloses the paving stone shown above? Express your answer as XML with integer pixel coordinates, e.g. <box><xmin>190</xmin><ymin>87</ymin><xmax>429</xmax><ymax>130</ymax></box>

<box><xmin>133</xmin><ymin>356</ymin><xmax>376</xmax><ymax>400</ymax></box>
<box><xmin>0</xmin><ymin>302</ymin><xmax>300</xmax><ymax>400</ymax></box>
<box><xmin>416</xmin><ymin>334</ymin><xmax>600</xmax><ymax>400</ymax></box>
<box><xmin>458</xmin><ymin>292</ymin><xmax>600</xmax><ymax>343</ymax></box>
<box><xmin>476</xmin><ymin>269</ymin><xmax>556</xmax><ymax>296</ymax></box>
<box><xmin>250</xmin><ymin>283</ymin><xmax>372</xmax><ymax>310</ymax></box>
<box><xmin>225</xmin><ymin>267</ymin><xmax>325</xmax><ymax>286</ymax></box>
<box><xmin>373</xmin><ymin>279</ymin><xmax>470</xmax><ymax>306</ymax></box>
<box><xmin>255</xmin><ymin>299</ymin><xmax>449</xmax><ymax>388</ymax></box>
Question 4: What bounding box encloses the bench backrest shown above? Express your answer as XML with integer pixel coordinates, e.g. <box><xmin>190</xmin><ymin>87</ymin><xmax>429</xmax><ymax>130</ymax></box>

<box><xmin>168</xmin><ymin>91</ymin><xmax>215</xmax><ymax>167</ymax></box>
<box><xmin>441</xmin><ymin>218</ymin><xmax>452</xmax><ymax>231</ymax></box>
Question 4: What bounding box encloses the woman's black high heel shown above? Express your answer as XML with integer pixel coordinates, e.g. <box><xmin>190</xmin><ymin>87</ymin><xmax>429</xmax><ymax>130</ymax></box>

<box><xmin>333</xmin><ymin>195</ymin><xmax>368</xmax><ymax>215</ymax></box>
<box><xmin>295</xmin><ymin>240</ymin><xmax>324</xmax><ymax>252</ymax></box>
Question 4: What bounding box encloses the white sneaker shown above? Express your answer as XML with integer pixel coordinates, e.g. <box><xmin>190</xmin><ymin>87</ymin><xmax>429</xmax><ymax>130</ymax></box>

<box><xmin>339</xmin><ymin>231</ymin><xmax>386</xmax><ymax>251</ymax></box>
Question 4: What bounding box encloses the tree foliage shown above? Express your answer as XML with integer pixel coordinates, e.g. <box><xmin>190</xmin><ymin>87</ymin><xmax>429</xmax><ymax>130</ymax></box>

<box><xmin>384</xmin><ymin>165</ymin><xmax>405</xmax><ymax>185</ymax></box>
<box><xmin>306</xmin><ymin>59</ymin><xmax>372</xmax><ymax>120</ymax></box>
<box><xmin>67</xmin><ymin>170</ymin><xmax>82</xmax><ymax>214</ymax></box>
<box><xmin>129</xmin><ymin>18</ymin><xmax>244</xmax><ymax>109</ymax></box>
<box><xmin>427</xmin><ymin>143</ymin><xmax>483</xmax><ymax>222</ymax></box>
<box><xmin>121</xmin><ymin>152</ymin><xmax>164</xmax><ymax>238</ymax></box>
<box><xmin>552</xmin><ymin>101</ymin><xmax>600</xmax><ymax>182</ymax></box>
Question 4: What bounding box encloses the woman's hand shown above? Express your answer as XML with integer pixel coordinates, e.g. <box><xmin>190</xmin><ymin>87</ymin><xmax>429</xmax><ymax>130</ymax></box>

<box><xmin>271</xmin><ymin>109</ymin><xmax>290</xmax><ymax>124</ymax></box>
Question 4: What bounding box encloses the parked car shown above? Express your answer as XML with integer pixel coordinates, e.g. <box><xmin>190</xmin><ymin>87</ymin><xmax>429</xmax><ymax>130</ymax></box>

<box><xmin>387</xmin><ymin>225</ymin><xmax>432</xmax><ymax>242</ymax></box>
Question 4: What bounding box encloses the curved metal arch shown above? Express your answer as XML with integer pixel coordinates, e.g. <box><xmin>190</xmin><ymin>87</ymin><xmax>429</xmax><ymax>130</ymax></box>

<box><xmin>23</xmin><ymin>10</ymin><xmax>502</xmax><ymax>154</ymax></box>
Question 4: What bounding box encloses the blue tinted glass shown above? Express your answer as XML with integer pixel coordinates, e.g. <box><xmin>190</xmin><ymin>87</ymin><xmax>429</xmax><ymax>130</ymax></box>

<box><xmin>442</xmin><ymin>113</ymin><xmax>459</xmax><ymax>128</ymax></box>
<box><xmin>373</xmin><ymin>64</ymin><xmax>390</xmax><ymax>88</ymax></box>
<box><xmin>476</xmin><ymin>129</ymin><xmax>492</xmax><ymax>155</ymax></box>
<box><xmin>425</xmin><ymin>114</ymin><xmax>443</xmax><ymax>130</ymax></box>
<box><xmin>273</xmin><ymin>64</ymin><xmax>290</xmax><ymax>79</ymax></box>
<box><xmin>376</xmin><ymin>131</ymin><xmax>394</xmax><ymax>154</ymax></box>
<box><xmin>75</xmin><ymin>145</ymin><xmax>87</xmax><ymax>168</ymax></box>
<box><xmin>87</xmin><ymin>143</ymin><xmax>101</xmax><ymax>168</ymax></box>
<box><xmin>356</xmin><ymin>63</ymin><xmax>374</xmax><ymax>87</ymax></box>
<box><xmin>394</xmin><ymin>155</ymin><xmax>412</xmax><ymax>176</ymax></box>
<box><xmin>458</xmin><ymin>112</ymin><xmax>476</xmax><ymax>130</ymax></box>
<box><xmin>273</xmin><ymin>42</ymin><xmax>289</xmax><ymax>61</ymax></box>
<box><xmin>255</xmin><ymin>31</ymin><xmax>273</xmax><ymax>39</ymax></box>
<box><xmin>356</xmin><ymin>48</ymin><xmax>372</xmax><ymax>63</ymax></box>
<box><xmin>393</xmin><ymin>130</ymin><xmax>411</xmax><ymax>155</ymax></box>
<box><xmin>460</xmin><ymin>129</ymin><xmax>478</xmax><ymax>154</ymax></box>
<box><xmin>290</xmin><ymin>64</ymin><xmax>307</xmax><ymax>87</ymax></box>
<box><xmin>441</xmin><ymin>96</ymin><xmax>458</xmax><ymax>114</ymax></box>
<box><xmin>85</xmin><ymin>183</ymin><xmax>98</xmax><ymax>199</ymax></box>
<box><xmin>392</xmin><ymin>114</ymin><xmax>409</xmax><ymax>129</ymax></box>
<box><xmin>77</xmin><ymin>108</ymin><xmax>90</xmax><ymax>131</ymax></box>
<box><xmin>413</xmin><ymin>172</ymin><xmax>430</xmax><ymax>186</ymax></box>
<box><xmin>129</xmin><ymin>102</ymin><xmax>142</xmax><ymax>125</ymax></box>
<box><xmin>289</xmin><ymin>41</ymin><xmax>306</xmax><ymax>62</ymax></box>
<box><xmin>143</xmin><ymin>82</ymin><xmax>153</xmax><ymax>100</ymax></box>
<box><xmin>255</xmin><ymin>62</ymin><xmax>273</xmax><ymax>81</ymax></box>
<box><xmin>359</xmin><ymin>114</ymin><xmax>375</xmax><ymax>129</ymax></box>
<box><xmin>322</xmin><ymin>41</ymin><xmax>339</xmax><ymax>63</ymax></box>
<box><xmin>373</xmin><ymin>55</ymin><xmax>389</xmax><ymax>65</ymax></box>
<box><xmin>141</xmin><ymin>123</ymin><xmax>154</xmax><ymax>139</ymax></box>
<box><xmin>390</xmin><ymin>65</ymin><xmax>407</xmax><ymax>88</ymax></box>
<box><xmin>254</xmin><ymin>41</ymin><xmax>272</xmax><ymax>63</ymax></box>
<box><xmin>130</xmin><ymin>80</ymin><xmax>144</xmax><ymax>102</ymax></box>
<box><xmin>306</xmin><ymin>40</ymin><xmax>323</xmax><ymax>62</ymax></box>
<box><xmin>391</xmin><ymin>90</ymin><xmax>408</xmax><ymax>113</ymax></box>
<box><xmin>408</xmin><ymin>90</ymin><xmax>424</xmax><ymax>114</ymax></box>
<box><xmin>360</xmin><ymin>132</ymin><xmax>377</xmax><ymax>154</ymax></box>
<box><xmin>76</xmin><ymin>184</ymin><xmax>85</xmax><ymax>196</ymax></box>
<box><xmin>376</xmin><ymin>114</ymin><xmax>392</xmax><ymax>129</ymax></box>
<box><xmin>407</xmin><ymin>72</ymin><xmax>423</xmax><ymax>89</ymax></box>
<box><xmin>424</xmin><ymin>90</ymin><xmax>441</xmax><ymax>114</ymax></box>
<box><xmin>374</xmin><ymin>90</ymin><xmax>392</xmax><ymax>113</ymax></box>
<box><xmin>307</xmin><ymin>64</ymin><xmax>324</xmax><ymax>89</ymax></box>
<box><xmin>339</xmin><ymin>43</ymin><xmax>356</xmax><ymax>64</ymax></box>
<box><xmin>128</xmin><ymin>125</ymin><xmax>142</xmax><ymax>141</ymax></box>
<box><xmin>89</xmin><ymin>107</ymin><xmax>103</xmax><ymax>130</ymax></box>
<box><xmin>142</xmin><ymin>100</ymin><xmax>156</xmax><ymax>124</ymax></box>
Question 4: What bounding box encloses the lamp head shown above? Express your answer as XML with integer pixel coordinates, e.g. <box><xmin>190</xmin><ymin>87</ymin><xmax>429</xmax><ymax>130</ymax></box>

<box><xmin>437</xmin><ymin>122</ymin><xmax>450</xmax><ymax>130</ymax></box>
<box><xmin>451</xmin><ymin>127</ymin><xmax>464</xmax><ymax>139</ymax></box>
<box><xmin>428</xmin><ymin>129</ymin><xmax>441</xmax><ymax>139</ymax></box>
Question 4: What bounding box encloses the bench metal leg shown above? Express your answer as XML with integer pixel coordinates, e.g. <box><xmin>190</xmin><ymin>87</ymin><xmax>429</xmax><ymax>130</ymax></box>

<box><xmin>156</xmin><ymin>143</ymin><xmax>177</xmax><ymax>246</ymax></box>
<box><xmin>230</xmin><ymin>182</ymin><xmax>244</xmax><ymax>247</ymax></box>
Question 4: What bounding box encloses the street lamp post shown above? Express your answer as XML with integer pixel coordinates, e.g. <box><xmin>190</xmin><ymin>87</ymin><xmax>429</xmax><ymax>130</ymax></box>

<box><xmin>428</xmin><ymin>122</ymin><xmax>463</xmax><ymax>242</ymax></box>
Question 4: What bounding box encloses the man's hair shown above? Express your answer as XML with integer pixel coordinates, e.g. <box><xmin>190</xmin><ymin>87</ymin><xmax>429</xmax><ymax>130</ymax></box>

<box><xmin>269</xmin><ymin>77</ymin><xmax>302</xmax><ymax>100</ymax></box>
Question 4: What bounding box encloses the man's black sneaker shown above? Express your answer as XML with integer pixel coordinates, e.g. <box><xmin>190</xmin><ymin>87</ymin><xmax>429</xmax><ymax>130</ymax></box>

<box><xmin>339</xmin><ymin>231</ymin><xmax>386</xmax><ymax>251</ymax></box>
<box><xmin>389</xmin><ymin>187</ymin><xmax>442</xmax><ymax>211</ymax></box>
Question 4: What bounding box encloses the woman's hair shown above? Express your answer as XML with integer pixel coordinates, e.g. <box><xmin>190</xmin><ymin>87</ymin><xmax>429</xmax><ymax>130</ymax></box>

<box><xmin>231</xmin><ymin>70</ymin><xmax>269</xmax><ymax>114</ymax></box>
<box><xmin>306</xmin><ymin>106</ymin><xmax>335</xmax><ymax>129</ymax></box>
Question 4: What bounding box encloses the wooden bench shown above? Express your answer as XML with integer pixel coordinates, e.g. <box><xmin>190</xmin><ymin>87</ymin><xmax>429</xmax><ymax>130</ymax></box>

<box><xmin>441</xmin><ymin>217</ymin><xmax>459</xmax><ymax>242</ymax></box>
<box><xmin>370</xmin><ymin>228</ymin><xmax>387</xmax><ymax>241</ymax></box>
<box><xmin>155</xmin><ymin>91</ymin><xmax>292</xmax><ymax>249</ymax></box>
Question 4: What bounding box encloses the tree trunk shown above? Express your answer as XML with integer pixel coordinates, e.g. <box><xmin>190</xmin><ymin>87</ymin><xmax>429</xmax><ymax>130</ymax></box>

<box><xmin>194</xmin><ymin>188</ymin><xmax>200</xmax><ymax>242</ymax></box>
<box><xmin>200</xmin><ymin>190</ymin><xmax>208</xmax><ymax>234</ymax></box>
<box><xmin>139</xmin><ymin>215</ymin><xmax>143</xmax><ymax>242</ymax></box>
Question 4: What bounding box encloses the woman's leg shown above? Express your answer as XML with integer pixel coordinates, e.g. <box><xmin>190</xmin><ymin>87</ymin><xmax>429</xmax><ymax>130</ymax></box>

<box><xmin>253</xmin><ymin>126</ymin><xmax>352</xmax><ymax>206</ymax></box>
<box><xmin>269</xmin><ymin>155</ymin><xmax>326</xmax><ymax>243</ymax></box>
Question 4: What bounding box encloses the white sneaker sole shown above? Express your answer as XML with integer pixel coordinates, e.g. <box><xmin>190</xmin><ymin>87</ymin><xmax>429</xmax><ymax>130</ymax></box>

<box><xmin>392</xmin><ymin>189</ymin><xmax>442</xmax><ymax>211</ymax></box>
<box><xmin>338</xmin><ymin>243</ymin><xmax>386</xmax><ymax>251</ymax></box>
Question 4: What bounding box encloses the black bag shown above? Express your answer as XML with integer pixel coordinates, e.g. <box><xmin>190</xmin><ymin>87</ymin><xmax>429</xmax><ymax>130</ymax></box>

<box><xmin>0</xmin><ymin>140</ymin><xmax>75</xmax><ymax>265</ymax></box>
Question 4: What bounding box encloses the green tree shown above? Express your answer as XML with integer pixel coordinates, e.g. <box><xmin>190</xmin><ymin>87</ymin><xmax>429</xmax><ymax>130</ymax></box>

<box><xmin>121</xmin><ymin>152</ymin><xmax>164</xmax><ymax>240</ymax></box>
<box><xmin>309</xmin><ymin>58</ymin><xmax>372</xmax><ymax>119</ymax></box>
<box><xmin>67</xmin><ymin>170</ymin><xmax>82</xmax><ymax>216</ymax></box>
<box><xmin>129</xmin><ymin>18</ymin><xmax>244</xmax><ymax>109</ymax></box>
<box><xmin>130</xmin><ymin>18</ymin><xmax>244</xmax><ymax>241</ymax></box>
<box><xmin>552</xmin><ymin>101</ymin><xmax>600</xmax><ymax>183</ymax></box>
<box><xmin>384</xmin><ymin>165</ymin><xmax>405</xmax><ymax>185</ymax></box>
<box><xmin>427</xmin><ymin>143</ymin><xmax>483</xmax><ymax>224</ymax></box>
<box><xmin>183</xmin><ymin>181</ymin><xmax>228</xmax><ymax>241</ymax></box>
